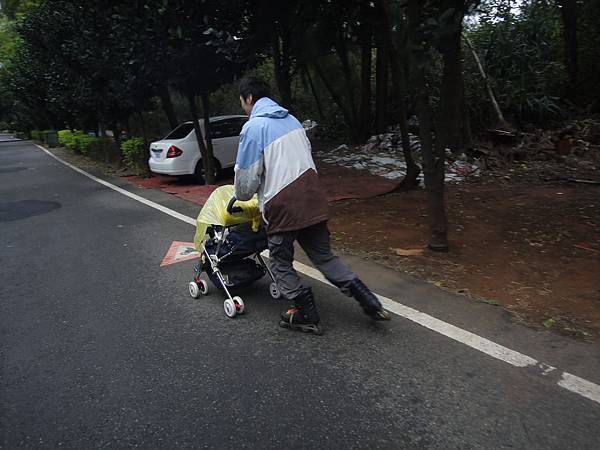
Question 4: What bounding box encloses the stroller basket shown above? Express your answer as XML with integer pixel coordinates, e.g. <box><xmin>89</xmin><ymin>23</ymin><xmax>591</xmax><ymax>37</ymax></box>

<box><xmin>206</xmin><ymin>259</ymin><xmax>266</xmax><ymax>290</ymax></box>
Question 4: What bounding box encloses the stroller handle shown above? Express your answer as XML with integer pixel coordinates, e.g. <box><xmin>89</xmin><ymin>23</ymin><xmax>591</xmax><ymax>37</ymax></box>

<box><xmin>227</xmin><ymin>196</ymin><xmax>244</xmax><ymax>214</ymax></box>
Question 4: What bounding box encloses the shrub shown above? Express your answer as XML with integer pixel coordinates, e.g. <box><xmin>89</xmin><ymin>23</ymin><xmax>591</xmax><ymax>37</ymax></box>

<box><xmin>121</xmin><ymin>137</ymin><xmax>149</xmax><ymax>175</ymax></box>
<box><xmin>30</xmin><ymin>129</ymin><xmax>42</xmax><ymax>141</ymax></box>
<box><xmin>57</xmin><ymin>129</ymin><xmax>97</xmax><ymax>154</ymax></box>
<box><xmin>58</xmin><ymin>129</ymin><xmax>76</xmax><ymax>150</ymax></box>
<box><xmin>76</xmin><ymin>133</ymin><xmax>96</xmax><ymax>154</ymax></box>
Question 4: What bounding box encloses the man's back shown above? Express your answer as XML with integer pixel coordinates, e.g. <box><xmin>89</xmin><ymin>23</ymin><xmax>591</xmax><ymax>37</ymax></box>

<box><xmin>234</xmin><ymin>97</ymin><xmax>329</xmax><ymax>234</ymax></box>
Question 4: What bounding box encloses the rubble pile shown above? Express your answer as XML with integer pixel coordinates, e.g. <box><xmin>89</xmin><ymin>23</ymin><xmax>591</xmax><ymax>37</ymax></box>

<box><xmin>315</xmin><ymin>127</ymin><xmax>481</xmax><ymax>184</ymax></box>
<box><xmin>314</xmin><ymin>117</ymin><xmax>600</xmax><ymax>185</ymax></box>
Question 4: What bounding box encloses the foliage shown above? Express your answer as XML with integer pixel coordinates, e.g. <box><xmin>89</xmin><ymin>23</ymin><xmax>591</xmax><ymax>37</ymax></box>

<box><xmin>121</xmin><ymin>137</ymin><xmax>148</xmax><ymax>176</ymax></box>
<box><xmin>77</xmin><ymin>133</ymin><xmax>96</xmax><ymax>154</ymax></box>
<box><xmin>1</xmin><ymin>0</ymin><xmax>599</xmax><ymax>144</ymax></box>
<box><xmin>464</xmin><ymin>1</ymin><xmax>567</xmax><ymax>126</ymax></box>
<box><xmin>58</xmin><ymin>129</ymin><xmax>96</xmax><ymax>154</ymax></box>
<box><xmin>58</xmin><ymin>129</ymin><xmax>75</xmax><ymax>149</ymax></box>
<box><xmin>0</xmin><ymin>0</ymin><xmax>40</xmax><ymax>19</ymax></box>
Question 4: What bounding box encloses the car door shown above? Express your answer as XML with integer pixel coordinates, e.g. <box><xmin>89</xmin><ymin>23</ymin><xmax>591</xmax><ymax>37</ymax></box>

<box><xmin>219</xmin><ymin>118</ymin><xmax>247</xmax><ymax>167</ymax></box>
<box><xmin>207</xmin><ymin>120</ymin><xmax>229</xmax><ymax>167</ymax></box>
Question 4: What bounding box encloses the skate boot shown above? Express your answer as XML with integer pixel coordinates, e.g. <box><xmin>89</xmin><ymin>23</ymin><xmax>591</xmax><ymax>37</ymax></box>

<box><xmin>279</xmin><ymin>288</ymin><xmax>322</xmax><ymax>335</ymax></box>
<box><xmin>349</xmin><ymin>278</ymin><xmax>390</xmax><ymax>321</ymax></box>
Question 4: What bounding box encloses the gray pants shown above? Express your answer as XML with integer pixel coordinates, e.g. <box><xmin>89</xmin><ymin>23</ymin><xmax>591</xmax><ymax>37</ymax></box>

<box><xmin>268</xmin><ymin>221</ymin><xmax>357</xmax><ymax>300</ymax></box>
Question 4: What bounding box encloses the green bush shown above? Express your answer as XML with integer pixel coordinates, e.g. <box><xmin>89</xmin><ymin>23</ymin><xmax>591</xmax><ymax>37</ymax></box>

<box><xmin>77</xmin><ymin>133</ymin><xmax>96</xmax><ymax>154</ymax></box>
<box><xmin>57</xmin><ymin>129</ymin><xmax>97</xmax><ymax>154</ymax></box>
<box><xmin>31</xmin><ymin>129</ymin><xmax>42</xmax><ymax>141</ymax></box>
<box><xmin>58</xmin><ymin>129</ymin><xmax>76</xmax><ymax>149</ymax></box>
<box><xmin>121</xmin><ymin>137</ymin><xmax>149</xmax><ymax>176</ymax></box>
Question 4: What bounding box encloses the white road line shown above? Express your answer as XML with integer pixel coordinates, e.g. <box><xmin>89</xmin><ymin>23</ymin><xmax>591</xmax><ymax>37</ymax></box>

<box><xmin>558</xmin><ymin>372</ymin><xmax>600</xmax><ymax>404</ymax></box>
<box><xmin>36</xmin><ymin>145</ymin><xmax>196</xmax><ymax>226</ymax></box>
<box><xmin>35</xmin><ymin>143</ymin><xmax>600</xmax><ymax>406</ymax></box>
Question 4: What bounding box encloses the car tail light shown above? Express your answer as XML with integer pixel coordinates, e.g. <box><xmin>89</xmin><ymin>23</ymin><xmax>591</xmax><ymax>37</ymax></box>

<box><xmin>166</xmin><ymin>145</ymin><xmax>183</xmax><ymax>158</ymax></box>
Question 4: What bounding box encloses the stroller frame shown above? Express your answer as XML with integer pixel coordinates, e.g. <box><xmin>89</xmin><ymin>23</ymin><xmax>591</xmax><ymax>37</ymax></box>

<box><xmin>189</xmin><ymin>224</ymin><xmax>282</xmax><ymax>318</ymax></box>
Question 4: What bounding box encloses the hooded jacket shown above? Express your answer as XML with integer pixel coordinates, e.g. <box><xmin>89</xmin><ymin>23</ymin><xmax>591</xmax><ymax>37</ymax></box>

<box><xmin>234</xmin><ymin>97</ymin><xmax>329</xmax><ymax>234</ymax></box>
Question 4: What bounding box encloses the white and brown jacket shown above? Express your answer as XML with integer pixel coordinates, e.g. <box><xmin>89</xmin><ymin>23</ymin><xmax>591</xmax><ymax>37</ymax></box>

<box><xmin>234</xmin><ymin>97</ymin><xmax>329</xmax><ymax>234</ymax></box>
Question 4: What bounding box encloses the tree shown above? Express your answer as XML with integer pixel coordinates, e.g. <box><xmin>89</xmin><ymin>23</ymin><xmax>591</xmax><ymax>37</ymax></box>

<box><xmin>555</xmin><ymin>0</ymin><xmax>578</xmax><ymax>93</ymax></box>
<box><xmin>375</xmin><ymin>0</ymin><xmax>421</xmax><ymax>189</ymax></box>
<box><xmin>158</xmin><ymin>0</ymin><xmax>253</xmax><ymax>184</ymax></box>
<box><xmin>407</xmin><ymin>0</ymin><xmax>477</xmax><ymax>251</ymax></box>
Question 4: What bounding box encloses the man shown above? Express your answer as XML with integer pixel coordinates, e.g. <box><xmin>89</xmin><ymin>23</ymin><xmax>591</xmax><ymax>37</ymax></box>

<box><xmin>234</xmin><ymin>76</ymin><xmax>389</xmax><ymax>334</ymax></box>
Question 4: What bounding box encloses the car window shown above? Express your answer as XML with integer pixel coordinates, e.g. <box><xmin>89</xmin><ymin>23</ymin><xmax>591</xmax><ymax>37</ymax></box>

<box><xmin>208</xmin><ymin>120</ymin><xmax>229</xmax><ymax>139</ymax></box>
<box><xmin>208</xmin><ymin>118</ymin><xmax>247</xmax><ymax>139</ymax></box>
<box><xmin>164</xmin><ymin>123</ymin><xmax>194</xmax><ymax>140</ymax></box>
<box><xmin>229</xmin><ymin>118</ymin><xmax>247</xmax><ymax>136</ymax></box>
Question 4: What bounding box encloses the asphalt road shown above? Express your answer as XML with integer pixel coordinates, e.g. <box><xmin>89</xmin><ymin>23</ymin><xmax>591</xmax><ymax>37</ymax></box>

<box><xmin>2</xmin><ymin>139</ymin><xmax>600</xmax><ymax>449</ymax></box>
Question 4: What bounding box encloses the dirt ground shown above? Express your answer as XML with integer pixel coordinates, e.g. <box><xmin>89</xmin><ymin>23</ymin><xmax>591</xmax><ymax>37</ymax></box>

<box><xmin>328</xmin><ymin>171</ymin><xmax>600</xmax><ymax>340</ymax></box>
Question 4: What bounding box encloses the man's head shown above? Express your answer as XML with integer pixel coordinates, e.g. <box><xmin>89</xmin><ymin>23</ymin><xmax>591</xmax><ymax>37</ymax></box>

<box><xmin>239</xmin><ymin>76</ymin><xmax>271</xmax><ymax>115</ymax></box>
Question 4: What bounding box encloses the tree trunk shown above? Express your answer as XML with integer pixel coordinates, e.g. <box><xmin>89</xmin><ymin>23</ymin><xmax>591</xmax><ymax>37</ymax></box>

<box><xmin>359</xmin><ymin>0</ymin><xmax>373</xmax><ymax>142</ymax></box>
<box><xmin>408</xmin><ymin>0</ymin><xmax>448</xmax><ymax>251</ymax></box>
<box><xmin>375</xmin><ymin>45</ymin><xmax>389</xmax><ymax>134</ymax></box>
<box><xmin>186</xmin><ymin>92</ymin><xmax>212</xmax><ymax>185</ymax></box>
<box><xmin>313</xmin><ymin>61</ymin><xmax>361</xmax><ymax>143</ymax></box>
<box><xmin>112</xmin><ymin>121</ymin><xmax>122</xmax><ymax>146</ymax></box>
<box><xmin>462</xmin><ymin>33</ymin><xmax>512</xmax><ymax>131</ymax></box>
<box><xmin>437</xmin><ymin>21</ymin><xmax>464</xmax><ymax>155</ymax></box>
<box><xmin>273</xmin><ymin>26</ymin><xmax>293</xmax><ymax>108</ymax></box>
<box><xmin>137</xmin><ymin>113</ymin><xmax>147</xmax><ymax>144</ymax></box>
<box><xmin>304</xmin><ymin>67</ymin><xmax>325</xmax><ymax>122</ymax></box>
<box><xmin>459</xmin><ymin>72</ymin><xmax>474</xmax><ymax>151</ymax></box>
<box><xmin>376</xmin><ymin>0</ymin><xmax>420</xmax><ymax>189</ymax></box>
<box><xmin>557</xmin><ymin>0</ymin><xmax>578</xmax><ymax>94</ymax></box>
<box><xmin>159</xmin><ymin>84</ymin><xmax>179</xmax><ymax>130</ymax></box>
<box><xmin>333</xmin><ymin>37</ymin><xmax>360</xmax><ymax>135</ymax></box>
<box><xmin>200</xmin><ymin>92</ymin><xmax>216</xmax><ymax>185</ymax></box>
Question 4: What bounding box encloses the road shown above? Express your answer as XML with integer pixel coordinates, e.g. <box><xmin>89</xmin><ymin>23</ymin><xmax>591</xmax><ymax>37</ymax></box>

<box><xmin>2</xmin><ymin>137</ymin><xmax>600</xmax><ymax>449</ymax></box>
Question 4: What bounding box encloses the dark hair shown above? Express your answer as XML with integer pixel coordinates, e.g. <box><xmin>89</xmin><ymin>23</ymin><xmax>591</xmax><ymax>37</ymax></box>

<box><xmin>239</xmin><ymin>76</ymin><xmax>271</xmax><ymax>103</ymax></box>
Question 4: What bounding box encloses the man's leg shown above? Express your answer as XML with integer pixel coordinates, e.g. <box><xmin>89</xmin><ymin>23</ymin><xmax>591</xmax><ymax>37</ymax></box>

<box><xmin>296</xmin><ymin>221</ymin><xmax>356</xmax><ymax>294</ymax></box>
<box><xmin>267</xmin><ymin>231</ymin><xmax>303</xmax><ymax>300</ymax></box>
<box><xmin>268</xmin><ymin>231</ymin><xmax>321</xmax><ymax>331</ymax></box>
<box><xmin>298</xmin><ymin>221</ymin><xmax>390</xmax><ymax>320</ymax></box>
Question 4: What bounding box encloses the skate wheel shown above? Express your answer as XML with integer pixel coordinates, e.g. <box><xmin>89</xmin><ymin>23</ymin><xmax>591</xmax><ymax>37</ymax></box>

<box><xmin>189</xmin><ymin>281</ymin><xmax>201</xmax><ymax>299</ymax></box>
<box><xmin>269</xmin><ymin>282</ymin><xmax>281</xmax><ymax>299</ymax></box>
<box><xmin>198</xmin><ymin>279</ymin><xmax>209</xmax><ymax>295</ymax></box>
<box><xmin>232</xmin><ymin>296</ymin><xmax>245</xmax><ymax>314</ymax></box>
<box><xmin>224</xmin><ymin>298</ymin><xmax>237</xmax><ymax>318</ymax></box>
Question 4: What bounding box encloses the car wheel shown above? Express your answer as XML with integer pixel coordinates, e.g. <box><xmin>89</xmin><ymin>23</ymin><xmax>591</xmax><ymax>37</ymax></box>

<box><xmin>194</xmin><ymin>159</ymin><xmax>221</xmax><ymax>185</ymax></box>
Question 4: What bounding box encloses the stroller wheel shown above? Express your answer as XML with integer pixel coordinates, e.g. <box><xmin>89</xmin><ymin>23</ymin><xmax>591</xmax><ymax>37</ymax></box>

<box><xmin>224</xmin><ymin>298</ymin><xmax>237</xmax><ymax>318</ymax></box>
<box><xmin>269</xmin><ymin>282</ymin><xmax>282</xmax><ymax>299</ymax></box>
<box><xmin>198</xmin><ymin>279</ymin><xmax>209</xmax><ymax>295</ymax></box>
<box><xmin>233</xmin><ymin>296</ymin><xmax>245</xmax><ymax>314</ymax></box>
<box><xmin>189</xmin><ymin>281</ymin><xmax>201</xmax><ymax>299</ymax></box>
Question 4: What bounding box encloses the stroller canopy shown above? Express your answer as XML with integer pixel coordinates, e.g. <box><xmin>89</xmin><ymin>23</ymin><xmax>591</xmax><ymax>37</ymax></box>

<box><xmin>194</xmin><ymin>185</ymin><xmax>262</xmax><ymax>251</ymax></box>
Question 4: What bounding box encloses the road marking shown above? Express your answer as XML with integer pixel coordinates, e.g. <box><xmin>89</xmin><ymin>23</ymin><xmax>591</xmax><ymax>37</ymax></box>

<box><xmin>558</xmin><ymin>372</ymin><xmax>600</xmax><ymax>404</ymax></box>
<box><xmin>35</xmin><ymin>143</ymin><xmax>600</xmax><ymax>406</ymax></box>
<box><xmin>161</xmin><ymin>241</ymin><xmax>201</xmax><ymax>267</ymax></box>
<box><xmin>36</xmin><ymin>144</ymin><xmax>196</xmax><ymax>226</ymax></box>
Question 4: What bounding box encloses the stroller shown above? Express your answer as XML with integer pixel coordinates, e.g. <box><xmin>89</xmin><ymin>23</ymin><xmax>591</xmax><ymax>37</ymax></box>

<box><xmin>188</xmin><ymin>185</ymin><xmax>281</xmax><ymax>317</ymax></box>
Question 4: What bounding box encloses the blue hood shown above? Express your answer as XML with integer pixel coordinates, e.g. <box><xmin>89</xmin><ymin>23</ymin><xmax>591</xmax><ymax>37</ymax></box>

<box><xmin>250</xmin><ymin>97</ymin><xmax>289</xmax><ymax>119</ymax></box>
